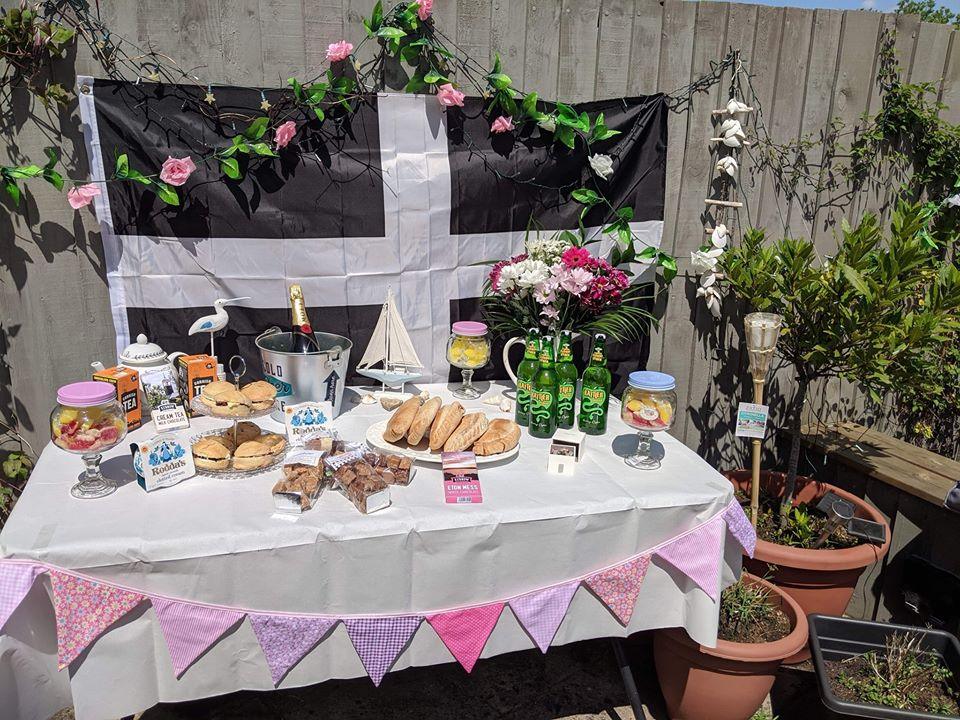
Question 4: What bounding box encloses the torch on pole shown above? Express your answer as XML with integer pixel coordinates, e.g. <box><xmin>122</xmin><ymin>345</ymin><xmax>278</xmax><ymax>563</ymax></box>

<box><xmin>744</xmin><ymin>312</ymin><xmax>782</xmax><ymax>528</ymax></box>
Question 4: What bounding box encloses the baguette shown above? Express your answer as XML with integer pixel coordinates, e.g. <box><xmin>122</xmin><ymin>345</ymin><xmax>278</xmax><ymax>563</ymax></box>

<box><xmin>429</xmin><ymin>402</ymin><xmax>465</xmax><ymax>450</ymax></box>
<box><xmin>407</xmin><ymin>396</ymin><xmax>441</xmax><ymax>445</ymax></box>
<box><xmin>384</xmin><ymin>397</ymin><xmax>422</xmax><ymax>442</ymax></box>
<box><xmin>443</xmin><ymin>413</ymin><xmax>490</xmax><ymax>453</ymax></box>
<box><xmin>473</xmin><ymin>418</ymin><xmax>521</xmax><ymax>456</ymax></box>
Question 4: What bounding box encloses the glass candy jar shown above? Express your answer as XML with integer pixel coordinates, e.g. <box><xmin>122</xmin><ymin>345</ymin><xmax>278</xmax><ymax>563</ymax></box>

<box><xmin>446</xmin><ymin>321</ymin><xmax>491</xmax><ymax>399</ymax></box>
<box><xmin>51</xmin><ymin>381</ymin><xmax>128</xmax><ymax>499</ymax></box>
<box><xmin>620</xmin><ymin>371</ymin><xmax>676</xmax><ymax>470</ymax></box>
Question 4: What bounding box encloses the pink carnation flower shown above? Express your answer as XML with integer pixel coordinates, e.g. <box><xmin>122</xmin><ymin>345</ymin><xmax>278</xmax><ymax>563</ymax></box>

<box><xmin>561</xmin><ymin>246</ymin><xmax>591</xmax><ymax>269</ymax></box>
<box><xmin>67</xmin><ymin>183</ymin><xmax>101</xmax><ymax>210</ymax></box>
<box><xmin>275</xmin><ymin>120</ymin><xmax>297</xmax><ymax>149</ymax></box>
<box><xmin>326</xmin><ymin>40</ymin><xmax>354</xmax><ymax>62</ymax></box>
<box><xmin>557</xmin><ymin>266</ymin><xmax>593</xmax><ymax>296</ymax></box>
<box><xmin>437</xmin><ymin>83</ymin><xmax>465</xmax><ymax>108</ymax></box>
<box><xmin>490</xmin><ymin>115</ymin><xmax>514</xmax><ymax>134</ymax></box>
<box><xmin>417</xmin><ymin>0</ymin><xmax>433</xmax><ymax>20</ymax></box>
<box><xmin>159</xmin><ymin>156</ymin><xmax>195</xmax><ymax>187</ymax></box>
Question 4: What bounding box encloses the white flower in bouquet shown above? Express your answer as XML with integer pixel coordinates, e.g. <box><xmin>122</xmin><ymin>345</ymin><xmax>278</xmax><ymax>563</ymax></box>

<box><xmin>527</xmin><ymin>234</ymin><xmax>570</xmax><ymax>263</ymax></box>
<box><xmin>588</xmin><ymin>153</ymin><xmax>615</xmax><ymax>181</ymax></box>
<box><xmin>497</xmin><ymin>263</ymin><xmax>522</xmax><ymax>293</ymax></box>
<box><xmin>515</xmin><ymin>258</ymin><xmax>551</xmax><ymax>290</ymax></box>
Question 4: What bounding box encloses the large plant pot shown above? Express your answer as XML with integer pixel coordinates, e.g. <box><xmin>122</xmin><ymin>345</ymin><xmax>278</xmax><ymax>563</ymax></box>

<box><xmin>809</xmin><ymin>614</ymin><xmax>960</xmax><ymax>719</ymax></box>
<box><xmin>654</xmin><ymin>573</ymin><xmax>808</xmax><ymax>720</ymax></box>
<box><xmin>726</xmin><ymin>470</ymin><xmax>891</xmax><ymax>663</ymax></box>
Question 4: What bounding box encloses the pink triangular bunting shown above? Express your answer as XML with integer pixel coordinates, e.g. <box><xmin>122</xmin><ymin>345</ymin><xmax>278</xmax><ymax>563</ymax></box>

<box><xmin>249</xmin><ymin>614</ymin><xmax>338</xmax><ymax>686</ymax></box>
<box><xmin>426</xmin><ymin>602</ymin><xmax>503</xmax><ymax>672</ymax></box>
<box><xmin>0</xmin><ymin>562</ymin><xmax>43</xmax><ymax>631</ymax></box>
<box><xmin>724</xmin><ymin>502</ymin><xmax>757</xmax><ymax>558</ymax></box>
<box><xmin>655</xmin><ymin>516</ymin><xmax>725</xmax><ymax>601</ymax></box>
<box><xmin>509</xmin><ymin>580</ymin><xmax>579</xmax><ymax>652</ymax></box>
<box><xmin>344</xmin><ymin>616</ymin><xmax>422</xmax><ymax>686</ymax></box>
<box><xmin>49</xmin><ymin>570</ymin><xmax>144</xmax><ymax>669</ymax></box>
<box><xmin>584</xmin><ymin>555</ymin><xmax>650</xmax><ymax>625</ymax></box>
<box><xmin>151</xmin><ymin>596</ymin><xmax>244</xmax><ymax>677</ymax></box>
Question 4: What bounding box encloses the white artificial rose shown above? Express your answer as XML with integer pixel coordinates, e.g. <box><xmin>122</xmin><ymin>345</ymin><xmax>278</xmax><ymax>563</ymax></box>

<box><xmin>588</xmin><ymin>153</ymin><xmax>615</xmax><ymax>181</ymax></box>
<box><xmin>690</xmin><ymin>249</ymin><xmax>718</xmax><ymax>273</ymax></box>
<box><xmin>711</xmin><ymin>224</ymin><xmax>729</xmax><ymax>249</ymax></box>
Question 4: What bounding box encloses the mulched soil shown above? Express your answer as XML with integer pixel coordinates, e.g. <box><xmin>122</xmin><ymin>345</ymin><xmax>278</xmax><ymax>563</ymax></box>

<box><xmin>826</xmin><ymin>655</ymin><xmax>960</xmax><ymax>716</ymax></box>
<box><xmin>718</xmin><ymin>604</ymin><xmax>791</xmax><ymax>644</ymax></box>
<box><xmin>733</xmin><ymin>490</ymin><xmax>860</xmax><ymax>550</ymax></box>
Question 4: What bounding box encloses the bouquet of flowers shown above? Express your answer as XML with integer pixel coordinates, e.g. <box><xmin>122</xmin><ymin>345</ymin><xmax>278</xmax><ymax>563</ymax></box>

<box><xmin>482</xmin><ymin>233</ymin><xmax>653</xmax><ymax>341</ymax></box>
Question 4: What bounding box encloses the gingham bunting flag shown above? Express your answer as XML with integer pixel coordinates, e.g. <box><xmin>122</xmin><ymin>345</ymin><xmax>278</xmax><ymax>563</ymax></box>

<box><xmin>49</xmin><ymin>570</ymin><xmax>145</xmax><ymax>669</ymax></box>
<box><xmin>426</xmin><ymin>602</ymin><xmax>504</xmax><ymax>673</ymax></box>
<box><xmin>249</xmin><ymin>614</ymin><xmax>338</xmax><ymax>686</ymax></box>
<box><xmin>344</xmin><ymin>616</ymin><xmax>423</xmax><ymax>686</ymax></box>
<box><xmin>0</xmin><ymin>561</ymin><xmax>43</xmax><ymax>631</ymax></box>
<box><xmin>509</xmin><ymin>580</ymin><xmax>580</xmax><ymax>652</ymax></box>
<box><xmin>151</xmin><ymin>596</ymin><xmax>244</xmax><ymax>678</ymax></box>
<box><xmin>584</xmin><ymin>555</ymin><xmax>651</xmax><ymax>625</ymax></box>
<box><xmin>654</xmin><ymin>516</ymin><xmax>725</xmax><ymax>601</ymax></box>
<box><xmin>723</xmin><ymin>501</ymin><xmax>757</xmax><ymax>558</ymax></box>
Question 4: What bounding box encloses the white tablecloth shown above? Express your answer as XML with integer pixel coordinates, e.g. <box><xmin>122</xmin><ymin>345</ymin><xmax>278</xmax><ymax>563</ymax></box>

<box><xmin>0</xmin><ymin>382</ymin><xmax>738</xmax><ymax>720</ymax></box>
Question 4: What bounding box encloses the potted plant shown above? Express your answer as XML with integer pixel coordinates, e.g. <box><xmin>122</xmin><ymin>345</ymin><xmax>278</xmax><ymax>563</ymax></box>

<box><xmin>653</xmin><ymin>573</ymin><xmax>808</xmax><ymax>720</ymax></box>
<box><xmin>712</xmin><ymin>203</ymin><xmax>960</xmax><ymax>629</ymax></box>
<box><xmin>808</xmin><ymin>614</ymin><xmax>960</xmax><ymax>718</ymax></box>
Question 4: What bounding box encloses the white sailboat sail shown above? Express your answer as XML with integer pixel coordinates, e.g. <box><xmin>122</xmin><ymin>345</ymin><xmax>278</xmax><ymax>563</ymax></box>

<box><xmin>356</xmin><ymin>288</ymin><xmax>424</xmax><ymax>389</ymax></box>
<box><xmin>385</xmin><ymin>292</ymin><xmax>423</xmax><ymax>369</ymax></box>
<box><xmin>357</xmin><ymin>300</ymin><xmax>389</xmax><ymax>369</ymax></box>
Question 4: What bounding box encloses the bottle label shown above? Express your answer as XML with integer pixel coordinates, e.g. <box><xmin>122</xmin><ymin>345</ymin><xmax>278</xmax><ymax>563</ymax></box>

<box><xmin>538</xmin><ymin>350</ymin><xmax>552</xmax><ymax>363</ymax></box>
<box><xmin>579</xmin><ymin>385</ymin><xmax>608</xmax><ymax>428</ymax></box>
<box><xmin>558</xmin><ymin>345</ymin><xmax>573</xmax><ymax>362</ymax></box>
<box><xmin>590</xmin><ymin>348</ymin><xmax>604</xmax><ymax>364</ymax></box>
<box><xmin>516</xmin><ymin>378</ymin><xmax>532</xmax><ymax>408</ymax></box>
<box><xmin>529</xmin><ymin>389</ymin><xmax>556</xmax><ymax>431</ymax></box>
<box><xmin>525</xmin><ymin>340</ymin><xmax>538</xmax><ymax>356</ymax></box>
<box><xmin>557</xmin><ymin>382</ymin><xmax>575</xmax><ymax>418</ymax></box>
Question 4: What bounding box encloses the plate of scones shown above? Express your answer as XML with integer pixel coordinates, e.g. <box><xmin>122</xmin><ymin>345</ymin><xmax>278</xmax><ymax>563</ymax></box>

<box><xmin>191</xmin><ymin>421</ymin><xmax>287</xmax><ymax>477</ymax></box>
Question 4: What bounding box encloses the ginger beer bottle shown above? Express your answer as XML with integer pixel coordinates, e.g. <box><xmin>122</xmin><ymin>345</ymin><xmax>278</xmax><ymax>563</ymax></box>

<box><xmin>529</xmin><ymin>335</ymin><xmax>558</xmax><ymax>438</ymax></box>
<box><xmin>555</xmin><ymin>330</ymin><xmax>578</xmax><ymax>429</ymax></box>
<box><xmin>578</xmin><ymin>333</ymin><xmax>612</xmax><ymax>435</ymax></box>
<box><xmin>514</xmin><ymin>329</ymin><xmax>540</xmax><ymax>426</ymax></box>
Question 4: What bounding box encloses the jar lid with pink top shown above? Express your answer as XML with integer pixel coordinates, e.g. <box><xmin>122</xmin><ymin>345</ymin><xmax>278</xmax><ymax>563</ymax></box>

<box><xmin>451</xmin><ymin>321</ymin><xmax>488</xmax><ymax>337</ymax></box>
<box><xmin>56</xmin><ymin>381</ymin><xmax>117</xmax><ymax>407</ymax></box>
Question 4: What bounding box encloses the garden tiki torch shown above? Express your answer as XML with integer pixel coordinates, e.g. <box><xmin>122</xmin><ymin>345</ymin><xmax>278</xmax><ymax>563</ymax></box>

<box><xmin>744</xmin><ymin>312</ymin><xmax>782</xmax><ymax>527</ymax></box>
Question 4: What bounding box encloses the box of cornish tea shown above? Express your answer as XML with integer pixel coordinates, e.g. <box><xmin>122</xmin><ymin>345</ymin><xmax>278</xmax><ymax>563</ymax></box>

<box><xmin>92</xmin><ymin>366</ymin><xmax>141</xmax><ymax>430</ymax></box>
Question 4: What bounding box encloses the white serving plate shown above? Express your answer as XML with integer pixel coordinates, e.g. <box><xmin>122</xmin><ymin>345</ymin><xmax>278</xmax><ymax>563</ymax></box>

<box><xmin>364</xmin><ymin>419</ymin><xmax>519</xmax><ymax>465</ymax></box>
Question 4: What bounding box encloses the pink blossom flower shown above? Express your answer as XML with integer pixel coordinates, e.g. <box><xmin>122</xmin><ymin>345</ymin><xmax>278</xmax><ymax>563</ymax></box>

<box><xmin>274</xmin><ymin>120</ymin><xmax>297</xmax><ymax>149</ymax></box>
<box><xmin>557</xmin><ymin>266</ymin><xmax>594</xmax><ymax>296</ymax></box>
<box><xmin>326</xmin><ymin>40</ymin><xmax>354</xmax><ymax>62</ymax></box>
<box><xmin>490</xmin><ymin>115</ymin><xmax>514</xmax><ymax>134</ymax></box>
<box><xmin>417</xmin><ymin>0</ymin><xmax>433</xmax><ymax>20</ymax></box>
<box><xmin>159</xmin><ymin>156</ymin><xmax>195</xmax><ymax>187</ymax></box>
<box><xmin>533</xmin><ymin>278</ymin><xmax>558</xmax><ymax>305</ymax></box>
<box><xmin>561</xmin><ymin>246</ymin><xmax>591</xmax><ymax>269</ymax></box>
<box><xmin>437</xmin><ymin>83</ymin><xmax>465</xmax><ymax>108</ymax></box>
<box><xmin>540</xmin><ymin>305</ymin><xmax>560</xmax><ymax>322</ymax></box>
<box><xmin>67</xmin><ymin>183</ymin><xmax>101</xmax><ymax>210</ymax></box>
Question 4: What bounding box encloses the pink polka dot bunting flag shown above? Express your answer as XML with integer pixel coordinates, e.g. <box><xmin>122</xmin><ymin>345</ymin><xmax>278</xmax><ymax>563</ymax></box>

<box><xmin>426</xmin><ymin>602</ymin><xmax>504</xmax><ymax>673</ymax></box>
<box><xmin>249</xmin><ymin>614</ymin><xmax>338</xmax><ymax>686</ymax></box>
<box><xmin>0</xmin><ymin>561</ymin><xmax>43</xmax><ymax>632</ymax></box>
<box><xmin>654</xmin><ymin>516</ymin><xmax>725</xmax><ymax>601</ymax></box>
<box><xmin>49</xmin><ymin>570</ymin><xmax>145</xmax><ymax>669</ymax></box>
<box><xmin>584</xmin><ymin>555</ymin><xmax>651</xmax><ymax>626</ymax></box>
<box><xmin>509</xmin><ymin>580</ymin><xmax>579</xmax><ymax>652</ymax></box>
<box><xmin>150</xmin><ymin>596</ymin><xmax>245</xmax><ymax>678</ymax></box>
<box><xmin>343</xmin><ymin>615</ymin><xmax>423</xmax><ymax>686</ymax></box>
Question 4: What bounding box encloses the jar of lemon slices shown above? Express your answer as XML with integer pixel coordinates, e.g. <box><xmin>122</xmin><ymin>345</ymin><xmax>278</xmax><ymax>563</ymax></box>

<box><xmin>446</xmin><ymin>321</ymin><xmax>491</xmax><ymax>399</ymax></box>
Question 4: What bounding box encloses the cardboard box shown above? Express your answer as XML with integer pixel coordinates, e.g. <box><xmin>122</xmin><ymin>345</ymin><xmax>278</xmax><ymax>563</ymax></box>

<box><xmin>176</xmin><ymin>354</ymin><xmax>218</xmax><ymax>415</ymax></box>
<box><xmin>92</xmin><ymin>366</ymin><xmax>141</xmax><ymax>430</ymax></box>
<box><xmin>548</xmin><ymin>428</ymin><xmax>586</xmax><ymax>476</ymax></box>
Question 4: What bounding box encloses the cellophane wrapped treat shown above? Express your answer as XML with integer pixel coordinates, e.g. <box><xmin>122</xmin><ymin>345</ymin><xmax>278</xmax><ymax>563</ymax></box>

<box><xmin>272</xmin><ymin>449</ymin><xmax>329</xmax><ymax>513</ymax></box>
<box><xmin>360</xmin><ymin>450</ymin><xmax>415</xmax><ymax>486</ymax></box>
<box><xmin>325</xmin><ymin>451</ymin><xmax>391</xmax><ymax>514</ymax></box>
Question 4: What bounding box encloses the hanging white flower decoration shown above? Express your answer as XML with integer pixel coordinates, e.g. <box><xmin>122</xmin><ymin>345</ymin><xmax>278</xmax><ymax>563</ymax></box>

<box><xmin>588</xmin><ymin>153</ymin><xmax>615</xmax><ymax>181</ymax></box>
<box><xmin>715</xmin><ymin>156</ymin><xmax>738</xmax><ymax>178</ymax></box>
<box><xmin>710</xmin><ymin>223</ymin><xmax>729</xmax><ymax>249</ymax></box>
<box><xmin>690</xmin><ymin>249</ymin><xmax>719</xmax><ymax>273</ymax></box>
<box><xmin>697</xmin><ymin>284</ymin><xmax>722</xmax><ymax>317</ymax></box>
<box><xmin>945</xmin><ymin>193</ymin><xmax>960</xmax><ymax>207</ymax></box>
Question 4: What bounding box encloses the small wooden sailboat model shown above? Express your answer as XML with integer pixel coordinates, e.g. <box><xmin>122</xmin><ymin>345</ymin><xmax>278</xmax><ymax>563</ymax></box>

<box><xmin>356</xmin><ymin>288</ymin><xmax>424</xmax><ymax>391</ymax></box>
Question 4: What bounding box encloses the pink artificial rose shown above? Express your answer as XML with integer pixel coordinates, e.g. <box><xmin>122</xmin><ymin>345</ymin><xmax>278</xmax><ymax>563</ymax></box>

<box><xmin>275</xmin><ymin>120</ymin><xmax>297</xmax><ymax>149</ymax></box>
<box><xmin>417</xmin><ymin>0</ymin><xmax>433</xmax><ymax>21</ymax></box>
<box><xmin>490</xmin><ymin>115</ymin><xmax>514</xmax><ymax>134</ymax></box>
<box><xmin>326</xmin><ymin>40</ymin><xmax>354</xmax><ymax>63</ymax></box>
<box><xmin>159</xmin><ymin>156</ymin><xmax>195</xmax><ymax>187</ymax></box>
<box><xmin>436</xmin><ymin>83</ymin><xmax>465</xmax><ymax>108</ymax></box>
<box><xmin>67</xmin><ymin>183</ymin><xmax>101</xmax><ymax>210</ymax></box>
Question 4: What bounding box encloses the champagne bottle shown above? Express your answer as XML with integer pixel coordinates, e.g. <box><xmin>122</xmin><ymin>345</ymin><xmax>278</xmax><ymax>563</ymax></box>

<box><xmin>529</xmin><ymin>335</ymin><xmax>558</xmax><ymax>439</ymax></box>
<box><xmin>288</xmin><ymin>284</ymin><xmax>321</xmax><ymax>353</ymax></box>
<box><xmin>578</xmin><ymin>333</ymin><xmax>612</xmax><ymax>435</ymax></box>
<box><xmin>515</xmin><ymin>329</ymin><xmax>540</xmax><ymax>427</ymax></box>
<box><xmin>555</xmin><ymin>330</ymin><xmax>578</xmax><ymax>429</ymax></box>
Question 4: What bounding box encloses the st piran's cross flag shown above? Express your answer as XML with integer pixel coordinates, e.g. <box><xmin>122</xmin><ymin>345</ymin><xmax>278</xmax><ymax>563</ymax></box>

<box><xmin>78</xmin><ymin>78</ymin><xmax>666</xmax><ymax>389</ymax></box>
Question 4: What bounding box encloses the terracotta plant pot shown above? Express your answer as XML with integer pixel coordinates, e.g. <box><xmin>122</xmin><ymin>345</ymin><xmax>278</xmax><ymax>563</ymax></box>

<box><xmin>726</xmin><ymin>470</ymin><xmax>891</xmax><ymax>662</ymax></box>
<box><xmin>654</xmin><ymin>573</ymin><xmax>808</xmax><ymax>720</ymax></box>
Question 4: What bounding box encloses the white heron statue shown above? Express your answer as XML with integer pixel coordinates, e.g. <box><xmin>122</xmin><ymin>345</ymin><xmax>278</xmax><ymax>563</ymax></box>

<box><xmin>188</xmin><ymin>297</ymin><xmax>250</xmax><ymax>358</ymax></box>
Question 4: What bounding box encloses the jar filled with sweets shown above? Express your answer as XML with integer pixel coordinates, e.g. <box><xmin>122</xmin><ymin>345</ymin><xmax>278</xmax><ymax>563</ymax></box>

<box><xmin>620</xmin><ymin>371</ymin><xmax>676</xmax><ymax>470</ymax></box>
<box><xmin>446</xmin><ymin>321</ymin><xmax>491</xmax><ymax>399</ymax></box>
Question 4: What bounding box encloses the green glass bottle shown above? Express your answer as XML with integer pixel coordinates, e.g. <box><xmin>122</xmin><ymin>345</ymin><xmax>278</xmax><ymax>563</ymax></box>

<box><xmin>514</xmin><ymin>329</ymin><xmax>540</xmax><ymax>427</ymax></box>
<box><xmin>578</xmin><ymin>333</ymin><xmax>612</xmax><ymax>435</ymax></box>
<box><xmin>555</xmin><ymin>330</ymin><xmax>578</xmax><ymax>429</ymax></box>
<box><xmin>528</xmin><ymin>335</ymin><xmax>558</xmax><ymax>438</ymax></box>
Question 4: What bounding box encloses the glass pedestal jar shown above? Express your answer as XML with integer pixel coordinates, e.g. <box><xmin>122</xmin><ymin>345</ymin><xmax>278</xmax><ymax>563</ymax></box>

<box><xmin>446</xmin><ymin>322</ymin><xmax>491</xmax><ymax>399</ymax></box>
<box><xmin>51</xmin><ymin>381</ymin><xmax>128</xmax><ymax>498</ymax></box>
<box><xmin>621</xmin><ymin>371</ymin><xmax>676</xmax><ymax>470</ymax></box>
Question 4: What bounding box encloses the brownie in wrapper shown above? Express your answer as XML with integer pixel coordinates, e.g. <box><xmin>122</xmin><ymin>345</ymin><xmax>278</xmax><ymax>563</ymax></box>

<box><xmin>326</xmin><ymin>452</ymin><xmax>392</xmax><ymax>514</ymax></box>
<box><xmin>360</xmin><ymin>451</ymin><xmax>415</xmax><ymax>486</ymax></box>
<box><xmin>272</xmin><ymin>449</ymin><xmax>328</xmax><ymax>513</ymax></box>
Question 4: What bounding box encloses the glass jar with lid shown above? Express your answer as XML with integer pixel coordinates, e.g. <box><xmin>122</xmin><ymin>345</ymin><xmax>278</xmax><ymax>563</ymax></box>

<box><xmin>51</xmin><ymin>381</ymin><xmax>128</xmax><ymax>498</ymax></box>
<box><xmin>620</xmin><ymin>371</ymin><xmax>676</xmax><ymax>470</ymax></box>
<box><xmin>446</xmin><ymin>321</ymin><xmax>491</xmax><ymax>399</ymax></box>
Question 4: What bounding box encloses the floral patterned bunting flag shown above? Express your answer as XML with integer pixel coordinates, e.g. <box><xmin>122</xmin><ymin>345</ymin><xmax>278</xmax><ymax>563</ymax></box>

<box><xmin>49</xmin><ymin>570</ymin><xmax>144</xmax><ymax>669</ymax></box>
<box><xmin>723</xmin><ymin>501</ymin><xmax>757</xmax><ymax>558</ymax></box>
<box><xmin>249</xmin><ymin>614</ymin><xmax>338</xmax><ymax>686</ymax></box>
<box><xmin>509</xmin><ymin>580</ymin><xmax>580</xmax><ymax>652</ymax></box>
<box><xmin>151</xmin><ymin>596</ymin><xmax>244</xmax><ymax>678</ymax></box>
<box><xmin>654</xmin><ymin>516</ymin><xmax>725</xmax><ymax>601</ymax></box>
<box><xmin>584</xmin><ymin>555</ymin><xmax>651</xmax><ymax>625</ymax></box>
<box><xmin>343</xmin><ymin>616</ymin><xmax>423</xmax><ymax>686</ymax></box>
<box><xmin>0</xmin><ymin>561</ymin><xmax>43</xmax><ymax>632</ymax></box>
<box><xmin>426</xmin><ymin>602</ymin><xmax>504</xmax><ymax>673</ymax></box>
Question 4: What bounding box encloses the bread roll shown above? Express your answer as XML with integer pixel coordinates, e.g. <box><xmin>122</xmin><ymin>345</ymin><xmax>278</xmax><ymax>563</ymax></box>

<box><xmin>384</xmin><ymin>397</ymin><xmax>422</xmax><ymax>442</ymax></box>
<box><xmin>473</xmin><ymin>419</ymin><xmax>521</xmax><ymax>456</ymax></box>
<box><xmin>429</xmin><ymin>402</ymin><xmax>465</xmax><ymax>450</ymax></box>
<box><xmin>443</xmin><ymin>413</ymin><xmax>490</xmax><ymax>452</ymax></box>
<box><xmin>407</xmin><ymin>397</ymin><xmax>441</xmax><ymax>445</ymax></box>
<box><xmin>233</xmin><ymin>440</ymin><xmax>273</xmax><ymax>470</ymax></box>
<box><xmin>240</xmin><ymin>380</ymin><xmax>277</xmax><ymax>410</ymax></box>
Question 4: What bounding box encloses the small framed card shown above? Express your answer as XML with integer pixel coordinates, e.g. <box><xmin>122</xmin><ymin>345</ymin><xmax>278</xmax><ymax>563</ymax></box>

<box><xmin>441</xmin><ymin>451</ymin><xmax>482</xmax><ymax>504</ymax></box>
<box><xmin>134</xmin><ymin>434</ymin><xmax>195</xmax><ymax>492</ymax></box>
<box><xmin>284</xmin><ymin>401</ymin><xmax>334</xmax><ymax>445</ymax></box>
<box><xmin>735</xmin><ymin>402</ymin><xmax>769</xmax><ymax>439</ymax></box>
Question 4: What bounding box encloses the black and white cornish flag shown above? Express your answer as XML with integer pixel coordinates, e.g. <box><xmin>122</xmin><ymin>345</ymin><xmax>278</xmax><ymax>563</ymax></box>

<box><xmin>78</xmin><ymin>78</ymin><xmax>666</xmax><ymax>385</ymax></box>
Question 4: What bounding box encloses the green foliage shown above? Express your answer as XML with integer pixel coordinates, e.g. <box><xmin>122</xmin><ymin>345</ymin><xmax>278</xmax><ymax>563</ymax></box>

<box><xmin>0</xmin><ymin>4</ymin><xmax>75</xmax><ymax>105</ymax></box>
<box><xmin>114</xmin><ymin>153</ymin><xmax>179</xmax><ymax>206</ymax></box>
<box><xmin>0</xmin><ymin>450</ymin><xmax>31</xmax><ymax>527</ymax></box>
<box><xmin>0</xmin><ymin>147</ymin><xmax>63</xmax><ymax>204</ymax></box>
<box><xmin>896</xmin><ymin>0</ymin><xmax>958</xmax><ymax>25</ymax></box>
<box><xmin>719</xmin><ymin>579</ymin><xmax>774</xmax><ymax>637</ymax></box>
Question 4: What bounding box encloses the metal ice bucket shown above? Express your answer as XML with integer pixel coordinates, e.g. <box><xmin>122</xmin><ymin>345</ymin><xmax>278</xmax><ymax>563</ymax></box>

<box><xmin>255</xmin><ymin>327</ymin><xmax>353</xmax><ymax>421</ymax></box>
